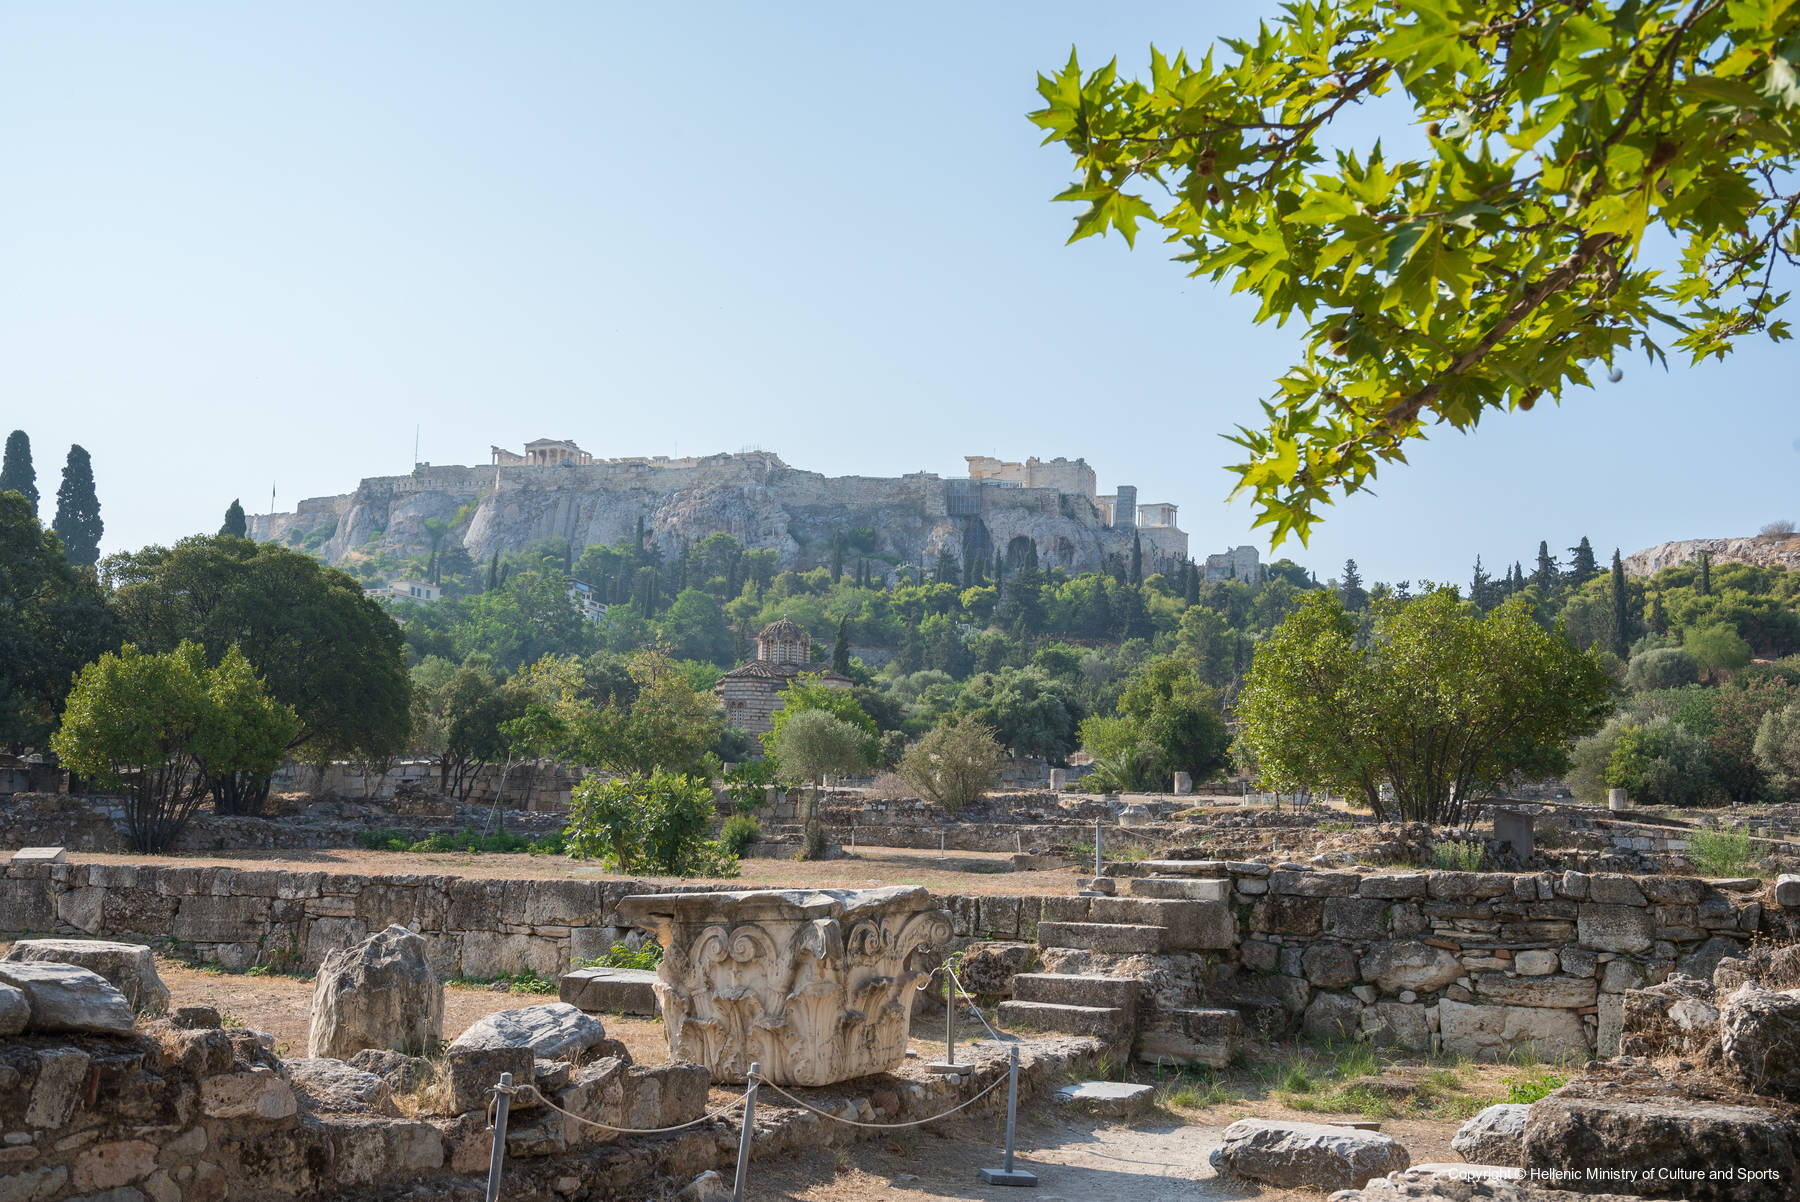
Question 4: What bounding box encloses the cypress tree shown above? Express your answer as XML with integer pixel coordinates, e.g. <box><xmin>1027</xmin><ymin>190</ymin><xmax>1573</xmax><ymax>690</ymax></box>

<box><xmin>1567</xmin><ymin>536</ymin><xmax>1599</xmax><ymax>584</ymax></box>
<box><xmin>487</xmin><ymin>552</ymin><xmax>500</xmax><ymax>591</ymax></box>
<box><xmin>220</xmin><ymin>498</ymin><xmax>248</xmax><ymax>538</ymax></box>
<box><xmin>52</xmin><ymin>445</ymin><xmax>103</xmax><ymax>565</ymax></box>
<box><xmin>935</xmin><ymin>545</ymin><xmax>959</xmax><ymax>587</ymax></box>
<box><xmin>1130</xmin><ymin>532</ymin><xmax>1143</xmax><ymax>585</ymax></box>
<box><xmin>1697</xmin><ymin>549</ymin><xmax>1712</xmax><ymax>596</ymax></box>
<box><xmin>1609</xmin><ymin>549</ymin><xmax>1631</xmax><ymax>659</ymax></box>
<box><xmin>1533</xmin><ymin>540</ymin><xmax>1558</xmax><ymax>593</ymax></box>
<box><xmin>1469</xmin><ymin>556</ymin><xmax>1493</xmax><ymax>611</ymax></box>
<box><xmin>1339</xmin><ymin>559</ymin><xmax>1367</xmax><ymax>610</ymax></box>
<box><xmin>832</xmin><ymin>616</ymin><xmax>850</xmax><ymax>673</ymax></box>
<box><xmin>1650</xmin><ymin>590</ymin><xmax>1668</xmax><ymax>634</ymax></box>
<box><xmin>1185</xmin><ymin>560</ymin><xmax>1200</xmax><ymax>606</ymax></box>
<box><xmin>0</xmin><ymin>430</ymin><xmax>37</xmax><ymax>515</ymax></box>
<box><xmin>830</xmin><ymin>531</ymin><xmax>845</xmax><ymax>582</ymax></box>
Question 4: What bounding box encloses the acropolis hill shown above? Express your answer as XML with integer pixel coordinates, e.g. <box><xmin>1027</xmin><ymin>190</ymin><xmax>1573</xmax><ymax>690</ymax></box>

<box><xmin>248</xmin><ymin>441</ymin><xmax>1200</xmax><ymax>578</ymax></box>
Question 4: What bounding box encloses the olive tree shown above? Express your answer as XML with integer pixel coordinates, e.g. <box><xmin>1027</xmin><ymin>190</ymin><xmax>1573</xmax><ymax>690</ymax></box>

<box><xmin>53</xmin><ymin>643</ymin><xmax>299</xmax><ymax>852</ymax></box>
<box><xmin>772</xmin><ymin>708</ymin><xmax>871</xmax><ymax>858</ymax></box>
<box><xmin>1238</xmin><ymin>589</ymin><xmax>1612</xmax><ymax>823</ymax></box>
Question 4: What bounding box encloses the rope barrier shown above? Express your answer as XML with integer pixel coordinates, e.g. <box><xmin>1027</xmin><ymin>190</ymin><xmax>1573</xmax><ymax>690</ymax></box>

<box><xmin>944</xmin><ymin>964</ymin><xmax>1021</xmax><ymax>1045</ymax></box>
<box><xmin>506</xmin><ymin>1082</ymin><xmax>751</xmax><ymax>1135</ymax></box>
<box><xmin>755</xmin><ymin>1072</ymin><xmax>1008</xmax><ymax>1129</ymax></box>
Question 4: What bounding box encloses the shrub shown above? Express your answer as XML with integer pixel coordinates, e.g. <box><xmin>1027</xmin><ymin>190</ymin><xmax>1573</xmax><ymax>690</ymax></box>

<box><xmin>565</xmin><ymin>771</ymin><xmax>738</xmax><ymax>877</ymax></box>
<box><xmin>1503</xmin><ymin>1070</ymin><xmax>1566</xmax><ymax>1105</ymax></box>
<box><xmin>899</xmin><ymin>716</ymin><xmax>1004</xmax><ymax>813</ymax></box>
<box><xmin>577</xmin><ymin>940</ymin><xmax>664</xmax><ymax>971</ymax></box>
<box><xmin>1625</xmin><ymin>647</ymin><xmax>1699</xmax><ymax>691</ymax></box>
<box><xmin>720</xmin><ymin>814</ymin><xmax>761</xmax><ymax>856</ymax></box>
<box><xmin>1690</xmin><ymin>828</ymin><xmax>1756</xmax><ymax>878</ymax></box>
<box><xmin>1431</xmin><ymin>841</ymin><xmax>1485</xmax><ymax>872</ymax></box>
<box><xmin>1606</xmin><ymin>716</ymin><xmax>1715</xmax><ymax>806</ymax></box>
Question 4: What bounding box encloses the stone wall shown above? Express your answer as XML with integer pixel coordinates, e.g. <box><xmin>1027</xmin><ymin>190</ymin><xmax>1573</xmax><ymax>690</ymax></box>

<box><xmin>1189</xmin><ymin>863</ymin><xmax>1770</xmax><ymax>1060</ymax></box>
<box><xmin>0</xmin><ymin>856</ymin><xmax>1780</xmax><ymax>1064</ymax></box>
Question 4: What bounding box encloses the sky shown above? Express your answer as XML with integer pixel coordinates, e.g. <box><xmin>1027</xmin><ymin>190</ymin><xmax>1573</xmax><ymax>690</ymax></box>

<box><xmin>2</xmin><ymin>2</ymin><xmax>1794</xmax><ymax>586</ymax></box>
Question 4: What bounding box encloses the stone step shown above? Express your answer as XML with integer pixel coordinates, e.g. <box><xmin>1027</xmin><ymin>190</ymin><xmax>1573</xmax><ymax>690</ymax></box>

<box><xmin>1132</xmin><ymin>859</ymin><xmax>1230</xmax><ymax>877</ymax></box>
<box><xmin>997</xmin><ymin>1000</ymin><xmax>1132</xmax><ymax>1042</ymax></box>
<box><xmin>1036</xmin><ymin>922</ymin><xmax>1167</xmax><ymax>955</ymax></box>
<box><xmin>560</xmin><ymin>966</ymin><xmax>659</xmax><ymax>1016</ymax></box>
<box><xmin>1134</xmin><ymin>1007</ymin><xmax>1245</xmax><ymax>1068</ymax></box>
<box><xmin>1013</xmin><ymin>972</ymin><xmax>1141</xmax><ymax>1011</ymax></box>
<box><xmin>1086</xmin><ymin>897</ymin><xmax>1236</xmax><ymax>950</ymax></box>
<box><xmin>1128</xmin><ymin>877</ymin><xmax>1231</xmax><ymax>902</ymax></box>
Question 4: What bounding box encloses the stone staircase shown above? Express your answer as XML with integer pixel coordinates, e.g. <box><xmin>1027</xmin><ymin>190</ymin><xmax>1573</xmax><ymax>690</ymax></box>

<box><xmin>997</xmin><ymin>876</ymin><xmax>1248</xmax><ymax>1067</ymax></box>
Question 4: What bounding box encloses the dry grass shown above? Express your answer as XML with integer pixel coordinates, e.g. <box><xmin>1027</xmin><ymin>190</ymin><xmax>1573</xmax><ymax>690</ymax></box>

<box><xmin>64</xmin><ymin>846</ymin><xmax>1083</xmax><ymax>896</ymax></box>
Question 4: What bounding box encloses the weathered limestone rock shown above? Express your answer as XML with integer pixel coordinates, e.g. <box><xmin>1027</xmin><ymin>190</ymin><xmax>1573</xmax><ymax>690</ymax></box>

<box><xmin>1523</xmin><ymin>1093</ymin><xmax>1800</xmax><ymax>1202</ymax></box>
<box><xmin>1437</xmin><ymin>1000</ymin><xmax>1589</xmax><ymax>1062</ymax></box>
<box><xmin>444</xmin><ymin>1002</ymin><xmax>609</xmax><ymax>1113</ymax></box>
<box><xmin>953</xmin><ymin>941</ymin><xmax>1038</xmax><ymax>996</ymax></box>
<box><xmin>560</xmin><ymin>965</ymin><xmax>659</xmax><ymax>1016</ymax></box>
<box><xmin>1360</xmin><ymin>941</ymin><xmax>1462</xmax><ymax>993</ymax></box>
<box><xmin>1578</xmin><ymin>904</ymin><xmax>1654</xmax><ymax>954</ymax></box>
<box><xmin>0</xmin><ymin>982</ymin><xmax>28</xmax><ymax>1035</ymax></box>
<box><xmin>2</xmin><ymin>939</ymin><xmax>171</xmax><ymax>1015</ymax></box>
<box><xmin>1474</xmin><ymin>974</ymin><xmax>1596</xmax><ymax>1008</ymax></box>
<box><xmin>1719</xmin><ymin>983</ymin><xmax>1800</xmax><ymax>1100</ymax></box>
<box><xmin>1330</xmin><ymin>1172</ymin><xmax>1654</xmax><ymax>1201</ymax></box>
<box><xmin>1619</xmin><ymin>975</ymin><xmax>1718</xmax><ymax>1057</ymax></box>
<box><xmin>1055</xmin><ymin>1080</ymin><xmax>1154</xmax><ymax>1118</ymax></box>
<box><xmin>200</xmin><ymin>1066</ymin><xmax>298</xmax><ymax>1119</ymax></box>
<box><xmin>1451</xmin><ymin>1103</ymin><xmax>1530</xmax><ymax>1165</ymax></box>
<box><xmin>1362</xmin><ymin>1002</ymin><xmax>1431</xmax><ymax>1051</ymax></box>
<box><xmin>1209</xmin><ymin>1118</ymin><xmax>1409</xmax><ymax>1190</ymax></box>
<box><xmin>1303</xmin><ymin>992</ymin><xmax>1364</xmax><ymax>1042</ymax></box>
<box><xmin>616</xmin><ymin>886</ymin><xmax>952</xmax><ymax>1086</ymax></box>
<box><xmin>1134</xmin><ymin>1007</ymin><xmax>1242</xmax><ymax>1067</ymax></box>
<box><xmin>1302</xmin><ymin>943</ymin><xmax>1360</xmax><ymax>989</ymax></box>
<box><xmin>348</xmin><ymin>1048</ymin><xmax>438</xmax><ymax>1096</ymax></box>
<box><xmin>307</xmin><ymin>924</ymin><xmax>443</xmax><ymax>1059</ymax></box>
<box><xmin>0</xmin><ymin>961</ymin><xmax>135</xmax><ymax>1035</ymax></box>
<box><xmin>285</xmin><ymin>1057</ymin><xmax>401</xmax><ymax>1116</ymax></box>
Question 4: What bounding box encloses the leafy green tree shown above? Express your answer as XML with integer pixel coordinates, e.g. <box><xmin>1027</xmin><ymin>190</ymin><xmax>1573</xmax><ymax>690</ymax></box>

<box><xmin>1625</xmin><ymin>647</ymin><xmax>1699</xmax><ymax>691</ymax></box>
<box><xmin>899</xmin><ymin>715</ymin><xmax>1004</xmax><ymax>812</ymax></box>
<box><xmin>0</xmin><ymin>492</ymin><xmax>118</xmax><ymax>750</ymax></box>
<box><xmin>832</xmin><ymin>615</ymin><xmax>851</xmax><ymax>673</ymax></box>
<box><xmin>1239</xmin><ymin>589</ymin><xmax>1611</xmax><ymax>822</ymax></box>
<box><xmin>565</xmin><ymin>770</ymin><xmax>729</xmax><ymax>876</ymax></box>
<box><xmin>1754</xmin><ymin>701</ymin><xmax>1800</xmax><ymax>802</ymax></box>
<box><xmin>1116</xmin><ymin>657</ymin><xmax>1232</xmax><ymax>785</ymax></box>
<box><xmin>410</xmin><ymin>662</ymin><xmax>531</xmax><ymax>799</ymax></box>
<box><xmin>763</xmin><ymin>673</ymin><xmax>878</xmax><ymax>763</ymax></box>
<box><xmin>103</xmin><ymin>536</ymin><xmax>410</xmax><ymax>811</ymax></box>
<box><xmin>1033</xmin><ymin>3</ymin><xmax>1798</xmax><ymax>542</ymax></box>
<box><xmin>51</xmin><ymin>446</ymin><xmax>102</xmax><ymax>566</ymax></box>
<box><xmin>570</xmin><ymin>644</ymin><xmax>721</xmax><ymax>777</ymax></box>
<box><xmin>1702</xmin><ymin>678</ymin><xmax>1796</xmax><ymax>800</ymax></box>
<box><xmin>53</xmin><ymin>642</ymin><xmax>299</xmax><ymax>852</ymax></box>
<box><xmin>1077</xmin><ymin>713</ymin><xmax>1157</xmax><ymax>793</ymax></box>
<box><xmin>1684</xmin><ymin>622</ymin><xmax>1753</xmax><ymax>680</ymax></box>
<box><xmin>955</xmin><ymin>666</ymin><xmax>1084</xmax><ymax>761</ymax></box>
<box><xmin>0</xmin><ymin>431</ymin><xmax>37</xmax><ymax>515</ymax></box>
<box><xmin>773</xmin><ymin>708</ymin><xmax>870</xmax><ymax>858</ymax></box>
<box><xmin>660</xmin><ymin>587</ymin><xmax>733</xmax><ymax>666</ymax></box>
<box><xmin>220</xmin><ymin>499</ymin><xmax>248</xmax><ymax>539</ymax></box>
<box><xmin>1606</xmin><ymin>716</ymin><xmax>1715</xmax><ymax>807</ymax></box>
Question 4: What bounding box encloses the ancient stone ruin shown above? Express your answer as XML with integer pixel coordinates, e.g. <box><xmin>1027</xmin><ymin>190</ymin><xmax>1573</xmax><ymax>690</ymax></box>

<box><xmin>615</xmin><ymin>886</ymin><xmax>952</xmax><ymax>1086</ymax></box>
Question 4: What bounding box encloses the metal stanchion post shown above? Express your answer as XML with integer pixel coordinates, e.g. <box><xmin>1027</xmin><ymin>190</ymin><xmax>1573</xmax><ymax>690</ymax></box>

<box><xmin>732</xmin><ymin>1063</ymin><xmax>760</xmax><ymax>1202</ymax></box>
<box><xmin>979</xmin><ymin>1044</ymin><xmax>1037</xmax><ymax>1186</ymax></box>
<box><xmin>1094</xmin><ymin>819</ymin><xmax>1103</xmax><ymax>878</ymax></box>
<box><xmin>928</xmin><ymin>969</ymin><xmax>959</xmax><ymax>1073</ymax></box>
<box><xmin>485</xmin><ymin>1071</ymin><xmax>512</xmax><ymax>1202</ymax></box>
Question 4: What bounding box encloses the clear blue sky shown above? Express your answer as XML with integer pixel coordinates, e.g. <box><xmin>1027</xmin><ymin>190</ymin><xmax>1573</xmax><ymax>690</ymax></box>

<box><xmin>3</xmin><ymin>2</ymin><xmax>1793</xmax><ymax>585</ymax></box>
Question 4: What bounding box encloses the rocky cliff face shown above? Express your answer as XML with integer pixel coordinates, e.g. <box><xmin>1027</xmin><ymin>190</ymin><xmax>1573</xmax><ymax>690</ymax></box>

<box><xmin>1623</xmin><ymin>534</ymin><xmax>1800</xmax><ymax>577</ymax></box>
<box><xmin>247</xmin><ymin>452</ymin><xmax>1181</xmax><ymax>577</ymax></box>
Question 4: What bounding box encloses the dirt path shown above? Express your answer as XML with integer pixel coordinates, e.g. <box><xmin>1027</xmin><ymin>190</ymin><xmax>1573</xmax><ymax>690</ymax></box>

<box><xmin>739</xmin><ymin>1108</ymin><xmax>1321</xmax><ymax>1201</ymax></box>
